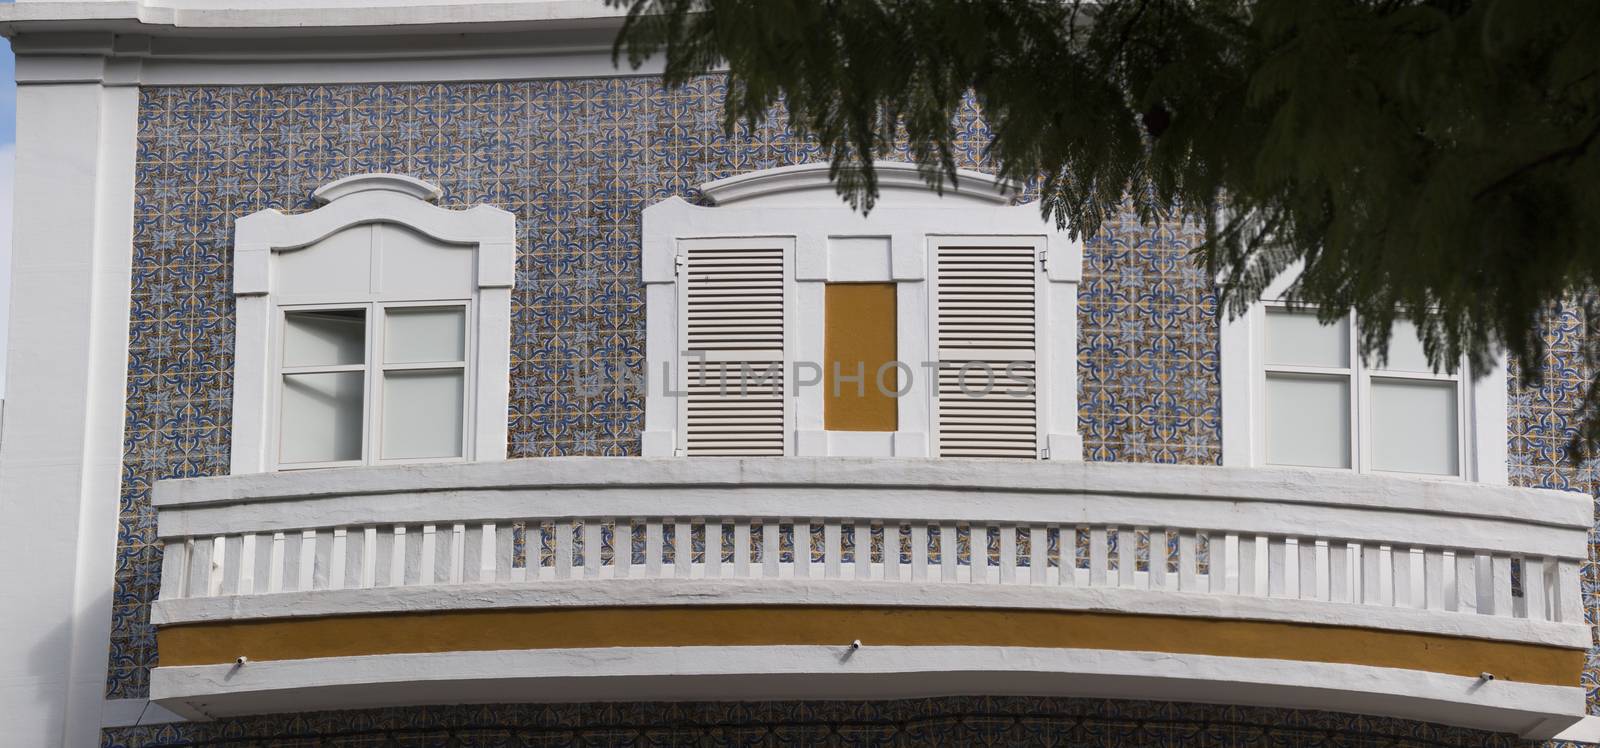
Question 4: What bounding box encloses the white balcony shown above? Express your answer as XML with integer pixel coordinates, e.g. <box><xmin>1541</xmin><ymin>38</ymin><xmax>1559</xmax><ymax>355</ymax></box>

<box><xmin>149</xmin><ymin>458</ymin><xmax>1590</xmax><ymax>738</ymax></box>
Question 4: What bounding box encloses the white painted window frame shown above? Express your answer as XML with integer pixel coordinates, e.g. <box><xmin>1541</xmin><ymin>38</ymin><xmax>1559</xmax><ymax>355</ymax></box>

<box><xmin>231</xmin><ymin>173</ymin><xmax>516</xmax><ymax>474</ymax></box>
<box><xmin>271</xmin><ymin>299</ymin><xmax>475</xmax><ymax>470</ymax></box>
<box><xmin>1221</xmin><ymin>274</ymin><xmax>1508</xmax><ymax>484</ymax></box>
<box><xmin>641</xmin><ymin>162</ymin><xmax>1083</xmax><ymax>459</ymax></box>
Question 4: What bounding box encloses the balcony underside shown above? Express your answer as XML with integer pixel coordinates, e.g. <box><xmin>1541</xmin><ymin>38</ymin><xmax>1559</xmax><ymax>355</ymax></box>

<box><xmin>148</xmin><ymin>457</ymin><xmax>1593</xmax><ymax>738</ymax></box>
<box><xmin>152</xmin><ymin>643</ymin><xmax>1582</xmax><ymax>738</ymax></box>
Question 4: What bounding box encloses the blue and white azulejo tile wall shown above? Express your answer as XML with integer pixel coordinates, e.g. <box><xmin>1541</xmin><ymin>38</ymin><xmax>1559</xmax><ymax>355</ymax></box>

<box><xmin>109</xmin><ymin>74</ymin><xmax>1598</xmax><ymax>738</ymax></box>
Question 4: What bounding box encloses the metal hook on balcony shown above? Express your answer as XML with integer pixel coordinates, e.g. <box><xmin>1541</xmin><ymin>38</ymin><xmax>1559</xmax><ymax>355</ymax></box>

<box><xmin>840</xmin><ymin>639</ymin><xmax>862</xmax><ymax>663</ymax></box>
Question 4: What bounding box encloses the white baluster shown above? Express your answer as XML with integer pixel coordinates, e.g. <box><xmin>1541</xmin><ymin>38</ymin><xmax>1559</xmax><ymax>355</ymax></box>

<box><xmin>824</xmin><ymin>521</ymin><xmax>841</xmax><ymax>579</ymax></box>
<box><xmin>939</xmin><ymin>524</ymin><xmax>957</xmax><ymax>583</ymax></box>
<box><xmin>793</xmin><ymin>520</ymin><xmax>811</xmax><ymax>578</ymax></box>
<box><xmin>1313</xmin><ymin>540</ymin><xmax>1330</xmax><ymax>601</ymax></box>
<box><xmin>1423</xmin><ymin>549</ymin><xmax>1444</xmax><ymax>611</ymax></box>
<box><xmin>704</xmin><ymin>521</ymin><xmax>723</xmax><ymax>578</ymax></box>
<box><xmin>1524</xmin><ymin>557</ymin><xmax>1548</xmax><ymax>621</ymax></box>
<box><xmin>1149</xmin><ymin>529</ymin><xmax>1170</xmax><ymax>591</ymax></box>
<box><xmin>853</xmin><ymin>523</ymin><xmax>871</xmax><ymax>580</ymax></box>
<box><xmin>1344</xmin><ymin>542</ymin><xmax>1362</xmax><ymax>604</ymax></box>
<box><xmin>582</xmin><ymin>521</ymin><xmax>600</xmax><ymax>578</ymax></box>
<box><xmin>264</xmin><ymin>532</ymin><xmax>285</xmax><ymax>594</ymax></box>
<box><xmin>1459</xmin><ymin>552</ymin><xmax>1480</xmax><ymax>613</ymax></box>
<box><xmin>159</xmin><ymin>539</ymin><xmax>190</xmax><ymax>600</ymax></box>
<box><xmin>1132</xmin><ymin>528</ymin><xmax>1151</xmax><ymax>590</ymax></box>
<box><xmin>971</xmin><ymin>524</ymin><xmax>991</xmax><ymax>584</ymax></box>
<box><xmin>1220</xmin><ymin>533</ymin><xmax>1239</xmax><ymax>595</ymax></box>
<box><xmin>1000</xmin><ymin>525</ymin><xmax>1017</xmax><ymax>585</ymax></box>
<box><xmin>761</xmin><ymin>521</ymin><xmax>779</xmax><ymax>578</ymax></box>
<box><xmin>735</xmin><ymin>520</ymin><xmax>752</xmax><ymax>578</ymax></box>
<box><xmin>1117</xmin><ymin>528</ymin><xmax>1136</xmax><ymax>588</ymax></box>
<box><xmin>676</xmin><ymin>519</ymin><xmax>693</xmax><ymax>578</ymax></box>
<box><xmin>1557</xmin><ymin>559</ymin><xmax>1583</xmax><ymax>623</ymax></box>
<box><xmin>1491</xmin><ymin>554</ymin><xmax>1513</xmax><ymax>616</ymax></box>
<box><xmin>480</xmin><ymin>522</ymin><xmax>498</xmax><ymax>582</ymax></box>
<box><xmin>449</xmin><ymin>523</ymin><xmax>466</xmax><ymax>585</ymax></box>
<box><xmin>357</xmin><ymin>526</ymin><xmax>376</xmax><ymax>589</ymax></box>
<box><xmin>206</xmin><ymin>536</ymin><xmax>229</xmax><ymax>597</ymax></box>
<box><xmin>1439</xmin><ymin>550</ymin><xmax>1457</xmax><ymax>612</ymax></box>
<box><xmin>387</xmin><ymin>527</ymin><xmax>406</xmax><ymax>587</ymax></box>
<box><xmin>555</xmin><ymin>520</ymin><xmax>573</xmax><ymax>579</ymax></box>
<box><xmin>1251</xmin><ymin>535</ymin><xmax>1269</xmax><ymax>596</ymax></box>
<box><xmin>1472</xmin><ymin>552</ymin><xmax>1494</xmax><ymax>614</ymax></box>
<box><xmin>1089</xmin><ymin>527</ymin><xmax>1107</xmax><ymax>587</ymax></box>
<box><xmin>646</xmin><ymin>519</ymin><xmax>664</xmax><ymax>578</ymax></box>
<box><xmin>236</xmin><ymin>533</ymin><xmax>256</xmax><ymax>595</ymax></box>
<box><xmin>299</xmin><ymin>530</ymin><xmax>318</xmax><ymax>591</ymax></box>
<box><xmin>885</xmin><ymin>524</ymin><xmax>904</xmax><ymax>582</ymax></box>
<box><xmin>1030</xmin><ymin>526</ymin><xmax>1047</xmax><ymax>586</ymax></box>
<box><xmin>614</xmin><ymin>519</ymin><xmax>634</xmax><ymax>579</ymax></box>
<box><xmin>1375</xmin><ymin>545</ymin><xmax>1392</xmax><ymax>606</ymax></box>
<box><xmin>419</xmin><ymin>525</ymin><xmax>437</xmax><ymax>586</ymax></box>
<box><xmin>326</xmin><ymin>528</ymin><xmax>348</xmax><ymax>591</ymax></box>
<box><xmin>1406</xmin><ymin>548</ymin><xmax>1425</xmax><ymax>609</ymax></box>
<box><xmin>911</xmin><ymin>524</ymin><xmax>928</xmax><ymax>582</ymax></box>
<box><xmin>706</xmin><ymin>519</ymin><xmax>723</xmax><ymax>579</ymax></box>
<box><xmin>1058</xmin><ymin>526</ymin><xmax>1077</xmax><ymax>587</ymax></box>
<box><xmin>1282</xmin><ymin>538</ymin><xmax>1300</xmax><ymax>599</ymax></box>
<box><xmin>1178</xmin><ymin>532</ymin><xmax>1197</xmax><ymax>592</ymax></box>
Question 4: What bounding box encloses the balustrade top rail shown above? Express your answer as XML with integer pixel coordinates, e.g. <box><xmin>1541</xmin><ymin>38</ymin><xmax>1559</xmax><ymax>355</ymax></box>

<box><xmin>151</xmin><ymin>458</ymin><xmax>1590</xmax><ymax>647</ymax></box>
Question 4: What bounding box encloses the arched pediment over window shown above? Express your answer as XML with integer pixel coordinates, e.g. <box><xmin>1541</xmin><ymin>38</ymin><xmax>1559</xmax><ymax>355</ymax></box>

<box><xmin>698</xmin><ymin>161</ymin><xmax>1018</xmax><ymax>208</ymax></box>
<box><xmin>641</xmin><ymin>161</ymin><xmax>1083</xmax><ymax>461</ymax></box>
<box><xmin>230</xmin><ymin>173</ymin><xmax>515</xmax><ymax>474</ymax></box>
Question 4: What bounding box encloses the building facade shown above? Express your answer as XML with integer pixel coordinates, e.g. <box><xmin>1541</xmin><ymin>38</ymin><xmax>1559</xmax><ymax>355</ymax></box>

<box><xmin>0</xmin><ymin>1</ymin><xmax>1595</xmax><ymax>746</ymax></box>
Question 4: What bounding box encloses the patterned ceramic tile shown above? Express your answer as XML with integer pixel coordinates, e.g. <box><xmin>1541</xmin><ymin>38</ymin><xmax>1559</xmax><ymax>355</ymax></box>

<box><xmin>99</xmin><ymin>696</ymin><xmax>1525</xmax><ymax>747</ymax></box>
<box><xmin>1507</xmin><ymin>302</ymin><xmax>1600</xmax><ymax>714</ymax></box>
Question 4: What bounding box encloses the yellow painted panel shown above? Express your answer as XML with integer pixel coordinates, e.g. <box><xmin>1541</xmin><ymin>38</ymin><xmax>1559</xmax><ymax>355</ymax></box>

<box><xmin>825</xmin><ymin>283</ymin><xmax>897</xmax><ymax>432</ymax></box>
<box><xmin>157</xmin><ymin>606</ymin><xmax>1581</xmax><ymax>687</ymax></box>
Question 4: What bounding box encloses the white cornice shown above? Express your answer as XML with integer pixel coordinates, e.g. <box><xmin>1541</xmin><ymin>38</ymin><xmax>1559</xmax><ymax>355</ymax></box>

<box><xmin>0</xmin><ymin>0</ymin><xmax>624</xmax><ymax>37</ymax></box>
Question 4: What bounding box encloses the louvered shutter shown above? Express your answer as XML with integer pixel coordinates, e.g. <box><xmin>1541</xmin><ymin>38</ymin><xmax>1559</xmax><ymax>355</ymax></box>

<box><xmin>934</xmin><ymin>244</ymin><xmax>1040</xmax><ymax>458</ymax></box>
<box><xmin>680</xmin><ymin>241</ymin><xmax>787</xmax><ymax>456</ymax></box>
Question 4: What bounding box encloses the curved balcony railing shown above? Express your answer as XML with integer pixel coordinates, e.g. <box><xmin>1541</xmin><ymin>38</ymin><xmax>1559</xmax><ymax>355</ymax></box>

<box><xmin>148</xmin><ymin>458</ymin><xmax>1591</xmax><ymax>736</ymax></box>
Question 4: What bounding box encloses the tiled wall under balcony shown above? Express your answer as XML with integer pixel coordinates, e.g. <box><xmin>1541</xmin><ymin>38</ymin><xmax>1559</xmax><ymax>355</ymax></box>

<box><xmin>108</xmin><ymin>74</ymin><xmax>1597</xmax><ymax>741</ymax></box>
<box><xmin>99</xmin><ymin>696</ymin><xmax>1536</xmax><ymax>747</ymax></box>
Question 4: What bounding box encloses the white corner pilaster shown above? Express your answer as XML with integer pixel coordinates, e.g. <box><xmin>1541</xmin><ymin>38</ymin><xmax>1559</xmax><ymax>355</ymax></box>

<box><xmin>0</xmin><ymin>51</ymin><xmax>141</xmax><ymax>746</ymax></box>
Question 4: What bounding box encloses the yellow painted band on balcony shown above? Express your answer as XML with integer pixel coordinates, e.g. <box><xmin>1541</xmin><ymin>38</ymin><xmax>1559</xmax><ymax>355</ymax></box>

<box><xmin>156</xmin><ymin>606</ymin><xmax>1580</xmax><ymax>686</ymax></box>
<box><xmin>824</xmin><ymin>282</ymin><xmax>897</xmax><ymax>431</ymax></box>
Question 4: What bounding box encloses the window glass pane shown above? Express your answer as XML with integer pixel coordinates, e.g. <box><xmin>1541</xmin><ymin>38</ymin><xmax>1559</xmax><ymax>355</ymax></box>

<box><xmin>385</xmin><ymin>306</ymin><xmax>466</xmax><ymax>364</ymax></box>
<box><xmin>382</xmin><ymin>370</ymin><xmax>465</xmax><ymax>459</ymax></box>
<box><xmin>1265</xmin><ymin>373</ymin><xmax>1350</xmax><ymax>468</ymax></box>
<box><xmin>283</xmin><ymin>309</ymin><xmax>365</xmax><ymax>367</ymax></box>
<box><xmin>1378</xmin><ymin>318</ymin><xmax>1439</xmax><ymax>374</ymax></box>
<box><xmin>1371</xmin><ymin>379</ymin><xmax>1459</xmax><ymax>475</ymax></box>
<box><xmin>280</xmin><ymin>372</ymin><xmax>364</xmax><ymax>463</ymax></box>
<box><xmin>1265</xmin><ymin>309</ymin><xmax>1349</xmax><ymax>368</ymax></box>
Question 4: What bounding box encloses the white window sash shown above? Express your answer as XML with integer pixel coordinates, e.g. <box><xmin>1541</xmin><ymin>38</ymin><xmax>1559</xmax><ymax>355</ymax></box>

<box><xmin>1243</xmin><ymin>300</ymin><xmax>1478</xmax><ymax>480</ymax></box>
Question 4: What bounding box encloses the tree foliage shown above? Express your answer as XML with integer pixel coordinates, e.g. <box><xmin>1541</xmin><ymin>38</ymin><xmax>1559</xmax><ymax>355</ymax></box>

<box><xmin>608</xmin><ymin>0</ymin><xmax>1600</xmax><ymax>454</ymax></box>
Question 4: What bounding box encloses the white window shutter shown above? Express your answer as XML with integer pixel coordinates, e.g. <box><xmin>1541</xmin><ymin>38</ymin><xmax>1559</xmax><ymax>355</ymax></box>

<box><xmin>681</xmin><ymin>242</ymin><xmax>787</xmax><ymax>456</ymax></box>
<box><xmin>934</xmin><ymin>244</ymin><xmax>1039</xmax><ymax>458</ymax></box>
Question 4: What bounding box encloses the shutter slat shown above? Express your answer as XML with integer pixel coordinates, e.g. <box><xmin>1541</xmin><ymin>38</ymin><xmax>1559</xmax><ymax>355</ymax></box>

<box><xmin>936</xmin><ymin>245</ymin><xmax>1038</xmax><ymax>459</ymax></box>
<box><xmin>684</xmin><ymin>244</ymin><xmax>786</xmax><ymax>456</ymax></box>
